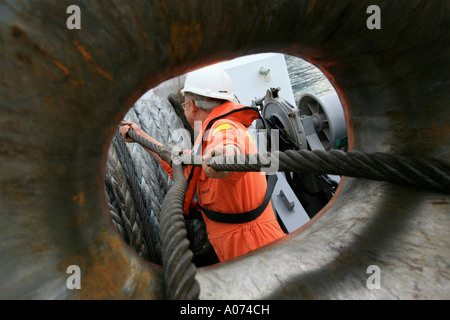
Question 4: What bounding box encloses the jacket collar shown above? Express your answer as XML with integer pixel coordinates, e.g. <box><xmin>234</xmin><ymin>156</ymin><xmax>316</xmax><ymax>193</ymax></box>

<box><xmin>201</xmin><ymin>101</ymin><xmax>259</xmax><ymax>134</ymax></box>
<box><xmin>191</xmin><ymin>102</ymin><xmax>259</xmax><ymax>155</ymax></box>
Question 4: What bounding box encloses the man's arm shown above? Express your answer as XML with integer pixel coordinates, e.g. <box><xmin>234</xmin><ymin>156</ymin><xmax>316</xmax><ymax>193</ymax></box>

<box><xmin>119</xmin><ymin>121</ymin><xmax>163</xmax><ymax>164</ymax></box>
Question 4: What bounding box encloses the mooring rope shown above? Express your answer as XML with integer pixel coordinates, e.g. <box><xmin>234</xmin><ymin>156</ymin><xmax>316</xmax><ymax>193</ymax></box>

<box><xmin>126</xmin><ymin>100</ymin><xmax>169</xmax><ymax>222</ymax></box>
<box><xmin>105</xmin><ymin>133</ymin><xmax>155</xmax><ymax>261</ymax></box>
<box><xmin>128</xmin><ymin>129</ymin><xmax>450</xmax><ymax>194</ymax></box>
<box><xmin>158</xmin><ymin>162</ymin><xmax>200</xmax><ymax>299</ymax></box>
<box><xmin>104</xmin><ymin>174</ymin><xmax>129</xmax><ymax>243</ymax></box>
<box><xmin>105</xmin><ymin>144</ymin><xmax>149</xmax><ymax>258</ymax></box>
<box><xmin>112</xmin><ymin>129</ymin><xmax>159</xmax><ymax>262</ymax></box>
<box><xmin>197</xmin><ymin>150</ymin><xmax>450</xmax><ymax>194</ymax></box>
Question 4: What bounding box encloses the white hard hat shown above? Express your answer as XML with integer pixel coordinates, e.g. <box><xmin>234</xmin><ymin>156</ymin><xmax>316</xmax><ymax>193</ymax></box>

<box><xmin>181</xmin><ymin>66</ymin><xmax>235</xmax><ymax>102</ymax></box>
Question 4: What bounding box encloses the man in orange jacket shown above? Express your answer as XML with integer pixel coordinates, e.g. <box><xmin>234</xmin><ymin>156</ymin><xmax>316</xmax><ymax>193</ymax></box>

<box><xmin>120</xmin><ymin>66</ymin><xmax>285</xmax><ymax>262</ymax></box>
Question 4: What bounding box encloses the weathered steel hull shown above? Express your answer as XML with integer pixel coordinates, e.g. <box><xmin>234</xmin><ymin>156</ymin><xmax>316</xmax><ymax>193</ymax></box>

<box><xmin>0</xmin><ymin>0</ymin><xmax>449</xmax><ymax>299</ymax></box>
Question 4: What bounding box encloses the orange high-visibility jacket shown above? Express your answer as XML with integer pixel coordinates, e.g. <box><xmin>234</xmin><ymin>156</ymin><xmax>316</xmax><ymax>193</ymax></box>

<box><xmin>162</xmin><ymin>102</ymin><xmax>285</xmax><ymax>261</ymax></box>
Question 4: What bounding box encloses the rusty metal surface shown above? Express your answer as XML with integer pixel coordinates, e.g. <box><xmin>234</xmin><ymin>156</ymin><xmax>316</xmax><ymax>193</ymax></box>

<box><xmin>0</xmin><ymin>0</ymin><xmax>449</xmax><ymax>299</ymax></box>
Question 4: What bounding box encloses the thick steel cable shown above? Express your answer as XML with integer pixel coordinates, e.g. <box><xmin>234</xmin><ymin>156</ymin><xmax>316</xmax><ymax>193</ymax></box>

<box><xmin>192</xmin><ymin>150</ymin><xmax>449</xmax><ymax>194</ymax></box>
<box><xmin>128</xmin><ymin>128</ymin><xmax>450</xmax><ymax>194</ymax></box>
<box><xmin>104</xmin><ymin>175</ymin><xmax>129</xmax><ymax>243</ymax></box>
<box><xmin>127</xmin><ymin>129</ymin><xmax>164</xmax><ymax>159</ymax></box>
<box><xmin>113</xmin><ymin>130</ymin><xmax>158</xmax><ymax>262</ymax></box>
<box><xmin>127</xmin><ymin>128</ymin><xmax>200</xmax><ymax>299</ymax></box>
<box><xmin>158</xmin><ymin>162</ymin><xmax>200</xmax><ymax>299</ymax></box>
<box><xmin>105</xmin><ymin>145</ymin><xmax>145</xmax><ymax>255</ymax></box>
